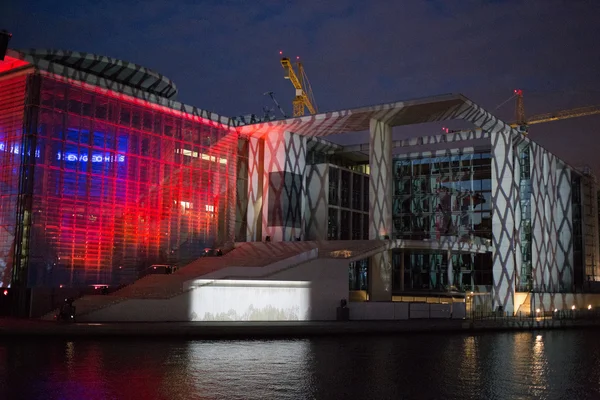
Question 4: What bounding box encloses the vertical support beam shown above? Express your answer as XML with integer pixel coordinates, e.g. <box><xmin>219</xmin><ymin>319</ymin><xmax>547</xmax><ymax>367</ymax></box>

<box><xmin>368</xmin><ymin>118</ymin><xmax>392</xmax><ymax>301</ymax></box>
<box><xmin>261</xmin><ymin>130</ymin><xmax>306</xmax><ymax>242</ymax></box>
<box><xmin>369</xmin><ymin>118</ymin><xmax>393</xmax><ymax>239</ymax></box>
<box><xmin>491</xmin><ymin>129</ymin><xmax>517</xmax><ymax>314</ymax></box>
<box><xmin>305</xmin><ymin>164</ymin><xmax>328</xmax><ymax>241</ymax></box>
<box><xmin>555</xmin><ymin>162</ymin><xmax>573</xmax><ymax>290</ymax></box>
<box><xmin>246</xmin><ymin>137</ymin><xmax>263</xmax><ymax>241</ymax></box>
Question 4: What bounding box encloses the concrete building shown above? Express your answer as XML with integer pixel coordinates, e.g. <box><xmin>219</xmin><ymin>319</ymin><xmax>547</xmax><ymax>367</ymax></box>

<box><xmin>0</xmin><ymin>49</ymin><xmax>598</xmax><ymax>320</ymax></box>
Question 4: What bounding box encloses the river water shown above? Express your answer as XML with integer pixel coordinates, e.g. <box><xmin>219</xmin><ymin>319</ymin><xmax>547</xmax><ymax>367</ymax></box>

<box><xmin>0</xmin><ymin>329</ymin><xmax>599</xmax><ymax>400</ymax></box>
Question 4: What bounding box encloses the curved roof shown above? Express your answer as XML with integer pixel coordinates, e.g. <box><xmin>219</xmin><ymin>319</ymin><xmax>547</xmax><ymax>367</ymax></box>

<box><xmin>17</xmin><ymin>49</ymin><xmax>178</xmax><ymax>99</ymax></box>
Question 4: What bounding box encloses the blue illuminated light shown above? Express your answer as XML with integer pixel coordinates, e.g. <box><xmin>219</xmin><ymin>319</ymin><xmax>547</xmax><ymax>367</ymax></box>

<box><xmin>57</xmin><ymin>152</ymin><xmax>126</xmax><ymax>163</ymax></box>
<box><xmin>0</xmin><ymin>143</ymin><xmax>40</xmax><ymax>158</ymax></box>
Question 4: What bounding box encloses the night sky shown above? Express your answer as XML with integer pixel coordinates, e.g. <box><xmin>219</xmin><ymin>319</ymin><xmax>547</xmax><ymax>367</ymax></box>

<box><xmin>2</xmin><ymin>1</ymin><xmax>600</xmax><ymax>173</ymax></box>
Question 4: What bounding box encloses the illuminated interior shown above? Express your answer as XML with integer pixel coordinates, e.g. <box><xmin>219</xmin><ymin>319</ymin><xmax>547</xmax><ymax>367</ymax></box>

<box><xmin>0</xmin><ymin>72</ymin><xmax>238</xmax><ymax>287</ymax></box>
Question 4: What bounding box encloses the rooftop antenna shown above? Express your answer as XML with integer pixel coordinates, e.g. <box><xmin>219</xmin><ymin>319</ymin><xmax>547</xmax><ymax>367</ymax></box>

<box><xmin>263</xmin><ymin>91</ymin><xmax>288</xmax><ymax>118</ymax></box>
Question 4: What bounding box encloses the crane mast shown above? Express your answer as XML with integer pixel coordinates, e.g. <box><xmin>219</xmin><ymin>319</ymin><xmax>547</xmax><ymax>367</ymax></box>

<box><xmin>280</xmin><ymin>55</ymin><xmax>317</xmax><ymax>117</ymax></box>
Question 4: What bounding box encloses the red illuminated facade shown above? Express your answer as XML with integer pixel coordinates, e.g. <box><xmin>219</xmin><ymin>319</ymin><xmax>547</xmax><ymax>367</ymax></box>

<box><xmin>0</xmin><ymin>53</ymin><xmax>238</xmax><ymax>288</ymax></box>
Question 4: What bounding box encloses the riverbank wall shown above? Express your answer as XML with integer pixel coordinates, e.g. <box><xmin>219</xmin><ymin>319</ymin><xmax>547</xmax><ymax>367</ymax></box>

<box><xmin>0</xmin><ymin>317</ymin><xmax>599</xmax><ymax>339</ymax></box>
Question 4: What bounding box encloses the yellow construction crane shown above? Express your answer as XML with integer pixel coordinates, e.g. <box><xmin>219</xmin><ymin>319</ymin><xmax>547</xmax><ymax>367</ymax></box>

<box><xmin>508</xmin><ymin>89</ymin><xmax>600</xmax><ymax>134</ymax></box>
<box><xmin>280</xmin><ymin>52</ymin><xmax>317</xmax><ymax>117</ymax></box>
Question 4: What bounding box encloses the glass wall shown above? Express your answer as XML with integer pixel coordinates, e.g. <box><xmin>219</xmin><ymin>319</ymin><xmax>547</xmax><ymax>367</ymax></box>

<box><xmin>391</xmin><ymin>152</ymin><xmax>493</xmax><ymax>292</ymax></box>
<box><xmin>349</xmin><ymin>259</ymin><xmax>368</xmax><ymax>291</ymax></box>
<box><xmin>327</xmin><ymin>166</ymin><xmax>368</xmax><ymax>240</ymax></box>
<box><xmin>518</xmin><ymin>145</ymin><xmax>532</xmax><ymax>291</ymax></box>
<box><xmin>392</xmin><ymin>152</ymin><xmax>492</xmax><ymax>242</ymax></box>
<box><xmin>0</xmin><ymin>74</ymin><xmax>27</xmax><ymax>287</ymax></box>
<box><xmin>392</xmin><ymin>251</ymin><xmax>492</xmax><ymax>292</ymax></box>
<box><xmin>22</xmin><ymin>76</ymin><xmax>237</xmax><ymax>287</ymax></box>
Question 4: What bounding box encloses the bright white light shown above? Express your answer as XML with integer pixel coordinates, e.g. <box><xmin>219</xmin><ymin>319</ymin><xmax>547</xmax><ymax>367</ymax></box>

<box><xmin>554</xmin><ymin>308</ymin><xmax>558</xmax><ymax>312</ymax></box>
<box><xmin>588</xmin><ymin>305</ymin><xmax>592</xmax><ymax>310</ymax></box>
<box><xmin>536</xmin><ymin>308</ymin><xmax>540</xmax><ymax>313</ymax></box>
<box><xmin>536</xmin><ymin>335</ymin><xmax>542</xmax><ymax>341</ymax></box>
<box><xmin>572</xmin><ymin>305</ymin><xmax>576</xmax><ymax>310</ymax></box>
<box><xmin>177</xmin><ymin>149</ymin><xmax>228</xmax><ymax>164</ymax></box>
<box><xmin>205</xmin><ymin>205</ymin><xmax>214</xmax><ymax>212</ymax></box>
<box><xmin>188</xmin><ymin>279</ymin><xmax>311</xmax><ymax>321</ymax></box>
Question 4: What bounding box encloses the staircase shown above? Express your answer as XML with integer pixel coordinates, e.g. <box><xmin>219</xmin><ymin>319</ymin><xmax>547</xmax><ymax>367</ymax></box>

<box><xmin>41</xmin><ymin>241</ymin><xmax>321</xmax><ymax>320</ymax></box>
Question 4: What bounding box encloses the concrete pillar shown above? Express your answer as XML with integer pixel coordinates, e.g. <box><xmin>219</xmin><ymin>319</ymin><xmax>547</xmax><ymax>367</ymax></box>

<box><xmin>368</xmin><ymin>119</ymin><xmax>393</xmax><ymax>301</ymax></box>
<box><xmin>246</xmin><ymin>137</ymin><xmax>263</xmax><ymax>242</ymax></box>
<box><xmin>491</xmin><ymin>129</ymin><xmax>517</xmax><ymax>314</ymax></box>
<box><xmin>261</xmin><ymin>130</ymin><xmax>307</xmax><ymax>242</ymax></box>
<box><xmin>368</xmin><ymin>118</ymin><xmax>393</xmax><ymax>239</ymax></box>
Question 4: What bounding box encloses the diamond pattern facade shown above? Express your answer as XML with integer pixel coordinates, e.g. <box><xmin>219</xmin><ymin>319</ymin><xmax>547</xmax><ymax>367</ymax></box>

<box><xmin>489</xmin><ymin>129</ymin><xmax>519</xmax><ymax>312</ymax></box>
<box><xmin>245</xmin><ymin>137</ymin><xmax>263</xmax><ymax>242</ymax></box>
<box><xmin>305</xmin><ymin>164</ymin><xmax>328</xmax><ymax>241</ymax></box>
<box><xmin>245</xmin><ymin>131</ymin><xmax>307</xmax><ymax>242</ymax></box>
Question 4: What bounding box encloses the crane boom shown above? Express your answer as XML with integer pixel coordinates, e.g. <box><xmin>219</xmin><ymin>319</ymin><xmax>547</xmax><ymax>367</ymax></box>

<box><xmin>280</xmin><ymin>56</ymin><xmax>317</xmax><ymax>116</ymax></box>
<box><xmin>525</xmin><ymin>104</ymin><xmax>600</xmax><ymax>125</ymax></box>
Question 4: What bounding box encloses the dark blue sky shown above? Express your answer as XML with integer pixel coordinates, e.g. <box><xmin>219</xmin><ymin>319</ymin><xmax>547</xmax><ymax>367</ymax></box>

<box><xmin>2</xmin><ymin>0</ymin><xmax>600</xmax><ymax>172</ymax></box>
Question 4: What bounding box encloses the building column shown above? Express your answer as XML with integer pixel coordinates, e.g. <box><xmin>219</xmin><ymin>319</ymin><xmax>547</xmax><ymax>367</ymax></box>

<box><xmin>261</xmin><ymin>130</ymin><xmax>307</xmax><ymax>242</ymax></box>
<box><xmin>491</xmin><ymin>129</ymin><xmax>517</xmax><ymax>314</ymax></box>
<box><xmin>246</xmin><ymin>137</ymin><xmax>263</xmax><ymax>242</ymax></box>
<box><xmin>368</xmin><ymin>118</ymin><xmax>393</xmax><ymax>301</ymax></box>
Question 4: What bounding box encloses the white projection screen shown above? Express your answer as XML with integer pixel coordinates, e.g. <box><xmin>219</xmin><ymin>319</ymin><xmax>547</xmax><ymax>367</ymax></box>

<box><xmin>188</xmin><ymin>280</ymin><xmax>311</xmax><ymax>321</ymax></box>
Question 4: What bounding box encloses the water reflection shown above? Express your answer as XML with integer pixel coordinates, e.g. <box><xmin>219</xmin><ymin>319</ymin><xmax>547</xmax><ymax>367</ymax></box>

<box><xmin>530</xmin><ymin>334</ymin><xmax>549</xmax><ymax>397</ymax></box>
<box><xmin>180</xmin><ymin>340</ymin><xmax>313</xmax><ymax>399</ymax></box>
<box><xmin>0</xmin><ymin>331</ymin><xmax>599</xmax><ymax>399</ymax></box>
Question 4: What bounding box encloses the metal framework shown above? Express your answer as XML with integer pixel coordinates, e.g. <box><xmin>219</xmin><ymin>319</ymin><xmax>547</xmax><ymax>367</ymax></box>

<box><xmin>280</xmin><ymin>57</ymin><xmax>317</xmax><ymax>117</ymax></box>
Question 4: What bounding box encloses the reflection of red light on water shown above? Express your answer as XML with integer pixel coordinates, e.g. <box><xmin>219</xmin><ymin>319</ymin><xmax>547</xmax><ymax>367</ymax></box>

<box><xmin>3</xmin><ymin>290</ymin><xmax>7</xmax><ymax>296</ymax></box>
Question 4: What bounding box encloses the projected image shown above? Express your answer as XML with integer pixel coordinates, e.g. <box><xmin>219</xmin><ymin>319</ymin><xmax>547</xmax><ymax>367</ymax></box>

<box><xmin>189</xmin><ymin>280</ymin><xmax>311</xmax><ymax>321</ymax></box>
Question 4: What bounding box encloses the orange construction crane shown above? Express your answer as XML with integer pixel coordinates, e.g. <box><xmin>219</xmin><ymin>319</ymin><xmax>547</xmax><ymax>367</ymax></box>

<box><xmin>508</xmin><ymin>89</ymin><xmax>600</xmax><ymax>134</ymax></box>
<box><xmin>280</xmin><ymin>52</ymin><xmax>317</xmax><ymax>117</ymax></box>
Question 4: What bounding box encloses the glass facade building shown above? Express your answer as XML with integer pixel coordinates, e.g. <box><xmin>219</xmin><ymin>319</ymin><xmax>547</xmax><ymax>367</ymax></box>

<box><xmin>390</xmin><ymin>152</ymin><xmax>494</xmax><ymax>292</ymax></box>
<box><xmin>0</xmin><ymin>73</ymin><xmax>237</xmax><ymax>288</ymax></box>
<box><xmin>327</xmin><ymin>166</ymin><xmax>369</xmax><ymax>240</ymax></box>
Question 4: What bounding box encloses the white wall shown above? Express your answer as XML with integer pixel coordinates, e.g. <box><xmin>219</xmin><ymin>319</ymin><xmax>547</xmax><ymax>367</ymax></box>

<box><xmin>269</xmin><ymin>258</ymin><xmax>349</xmax><ymax>320</ymax></box>
<box><xmin>82</xmin><ymin>258</ymin><xmax>349</xmax><ymax>322</ymax></box>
